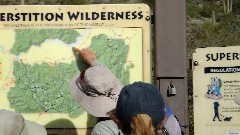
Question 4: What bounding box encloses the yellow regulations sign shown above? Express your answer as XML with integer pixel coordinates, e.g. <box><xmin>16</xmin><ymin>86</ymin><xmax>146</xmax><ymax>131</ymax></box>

<box><xmin>193</xmin><ymin>46</ymin><xmax>240</xmax><ymax>135</ymax></box>
<box><xmin>0</xmin><ymin>4</ymin><xmax>151</xmax><ymax>132</ymax></box>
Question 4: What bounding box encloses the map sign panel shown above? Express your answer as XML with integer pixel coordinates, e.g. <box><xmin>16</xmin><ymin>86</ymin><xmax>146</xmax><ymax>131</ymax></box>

<box><xmin>193</xmin><ymin>46</ymin><xmax>240</xmax><ymax>135</ymax></box>
<box><xmin>0</xmin><ymin>5</ymin><xmax>150</xmax><ymax>133</ymax></box>
<box><xmin>0</xmin><ymin>28</ymin><xmax>142</xmax><ymax>128</ymax></box>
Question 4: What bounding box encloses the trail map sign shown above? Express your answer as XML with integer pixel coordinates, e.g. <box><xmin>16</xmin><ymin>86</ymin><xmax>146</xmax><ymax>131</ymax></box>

<box><xmin>193</xmin><ymin>46</ymin><xmax>240</xmax><ymax>135</ymax></box>
<box><xmin>0</xmin><ymin>4</ymin><xmax>151</xmax><ymax>132</ymax></box>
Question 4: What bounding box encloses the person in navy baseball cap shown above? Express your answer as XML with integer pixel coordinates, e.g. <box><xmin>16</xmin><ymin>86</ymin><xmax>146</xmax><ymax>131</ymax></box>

<box><xmin>116</xmin><ymin>81</ymin><xmax>166</xmax><ymax>134</ymax></box>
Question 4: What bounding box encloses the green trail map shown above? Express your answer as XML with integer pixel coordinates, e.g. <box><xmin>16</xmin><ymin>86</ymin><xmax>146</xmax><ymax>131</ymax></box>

<box><xmin>0</xmin><ymin>28</ymin><xmax>142</xmax><ymax>128</ymax></box>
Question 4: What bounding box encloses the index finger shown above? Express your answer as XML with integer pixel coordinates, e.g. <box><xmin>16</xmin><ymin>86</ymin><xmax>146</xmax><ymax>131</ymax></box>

<box><xmin>72</xmin><ymin>47</ymin><xmax>82</xmax><ymax>55</ymax></box>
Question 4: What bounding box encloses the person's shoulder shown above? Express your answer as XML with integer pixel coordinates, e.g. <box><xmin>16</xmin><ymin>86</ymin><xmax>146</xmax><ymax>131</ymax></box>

<box><xmin>164</xmin><ymin>114</ymin><xmax>182</xmax><ymax>135</ymax></box>
<box><xmin>91</xmin><ymin>120</ymin><xmax>123</xmax><ymax>135</ymax></box>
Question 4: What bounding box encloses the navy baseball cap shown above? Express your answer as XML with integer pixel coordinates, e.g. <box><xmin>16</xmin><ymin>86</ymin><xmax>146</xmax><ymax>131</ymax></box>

<box><xmin>116</xmin><ymin>82</ymin><xmax>165</xmax><ymax>132</ymax></box>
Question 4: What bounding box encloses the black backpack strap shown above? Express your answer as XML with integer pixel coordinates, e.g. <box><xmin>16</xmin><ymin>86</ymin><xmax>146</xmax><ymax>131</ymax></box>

<box><xmin>158</xmin><ymin>126</ymin><xmax>169</xmax><ymax>135</ymax></box>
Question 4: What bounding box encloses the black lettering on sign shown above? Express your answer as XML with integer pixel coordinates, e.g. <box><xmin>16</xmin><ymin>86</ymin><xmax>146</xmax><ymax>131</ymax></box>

<box><xmin>206</xmin><ymin>53</ymin><xmax>240</xmax><ymax>61</ymax></box>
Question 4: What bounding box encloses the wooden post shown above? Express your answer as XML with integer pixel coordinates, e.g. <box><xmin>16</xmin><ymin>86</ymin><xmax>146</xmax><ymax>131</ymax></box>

<box><xmin>153</xmin><ymin>0</ymin><xmax>188</xmax><ymax>134</ymax></box>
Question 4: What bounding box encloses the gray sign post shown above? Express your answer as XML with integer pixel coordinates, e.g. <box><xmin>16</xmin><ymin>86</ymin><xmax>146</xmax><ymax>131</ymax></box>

<box><xmin>153</xmin><ymin>0</ymin><xmax>188</xmax><ymax>134</ymax></box>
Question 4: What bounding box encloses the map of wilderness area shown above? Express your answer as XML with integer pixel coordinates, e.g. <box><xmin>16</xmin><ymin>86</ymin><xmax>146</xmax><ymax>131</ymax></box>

<box><xmin>3</xmin><ymin>29</ymin><xmax>134</xmax><ymax>118</ymax></box>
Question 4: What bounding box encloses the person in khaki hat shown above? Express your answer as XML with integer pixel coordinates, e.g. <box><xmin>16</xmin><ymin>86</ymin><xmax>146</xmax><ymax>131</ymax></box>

<box><xmin>69</xmin><ymin>47</ymin><xmax>123</xmax><ymax>117</ymax></box>
<box><xmin>70</xmin><ymin>47</ymin><xmax>182</xmax><ymax>135</ymax></box>
<box><xmin>0</xmin><ymin>109</ymin><xmax>47</xmax><ymax>135</ymax></box>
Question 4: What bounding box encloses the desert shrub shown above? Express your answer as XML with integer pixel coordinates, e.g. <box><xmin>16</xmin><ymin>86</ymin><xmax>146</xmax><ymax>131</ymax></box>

<box><xmin>232</xmin><ymin>0</ymin><xmax>240</xmax><ymax>15</ymax></box>
<box><xmin>59</xmin><ymin>0</ymin><xmax>89</xmax><ymax>4</ymax></box>
<box><xmin>187</xmin><ymin>3</ymin><xmax>202</xmax><ymax>18</ymax></box>
<box><xmin>187</xmin><ymin>16</ymin><xmax>240</xmax><ymax>58</ymax></box>
<box><xmin>0</xmin><ymin>0</ymin><xmax>7</xmax><ymax>5</ymax></box>
<box><xmin>200</xmin><ymin>1</ymin><xmax>222</xmax><ymax>18</ymax></box>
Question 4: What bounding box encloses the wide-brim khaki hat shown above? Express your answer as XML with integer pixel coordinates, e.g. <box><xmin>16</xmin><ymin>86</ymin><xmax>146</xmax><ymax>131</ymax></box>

<box><xmin>68</xmin><ymin>66</ymin><xmax>123</xmax><ymax>117</ymax></box>
<box><xmin>0</xmin><ymin>109</ymin><xmax>47</xmax><ymax>135</ymax></box>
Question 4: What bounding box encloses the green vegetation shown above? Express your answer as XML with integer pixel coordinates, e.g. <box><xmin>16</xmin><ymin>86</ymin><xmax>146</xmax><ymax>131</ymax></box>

<box><xmin>187</xmin><ymin>17</ymin><xmax>240</xmax><ymax>58</ymax></box>
<box><xmin>187</xmin><ymin>70</ymin><xmax>194</xmax><ymax>135</ymax></box>
<box><xmin>0</xmin><ymin>0</ymin><xmax>7</xmax><ymax>5</ymax></box>
<box><xmin>10</xmin><ymin>29</ymin><xmax>80</xmax><ymax>55</ymax></box>
<box><xmin>212</xmin><ymin>11</ymin><xmax>216</xmax><ymax>25</ymax></box>
<box><xmin>223</xmin><ymin>0</ymin><xmax>233</xmax><ymax>14</ymax></box>
<box><xmin>186</xmin><ymin>3</ymin><xmax>202</xmax><ymax>18</ymax></box>
<box><xmin>59</xmin><ymin>0</ymin><xmax>89</xmax><ymax>4</ymax></box>
<box><xmin>89</xmin><ymin>34</ymin><xmax>132</xmax><ymax>85</ymax></box>
<box><xmin>8</xmin><ymin>61</ymin><xmax>84</xmax><ymax>118</ymax></box>
<box><xmin>187</xmin><ymin>1</ymin><xmax>240</xmax><ymax>134</ymax></box>
<box><xmin>186</xmin><ymin>1</ymin><xmax>222</xmax><ymax>18</ymax></box>
<box><xmin>187</xmin><ymin>1</ymin><xmax>240</xmax><ymax>58</ymax></box>
<box><xmin>232</xmin><ymin>0</ymin><xmax>240</xmax><ymax>15</ymax></box>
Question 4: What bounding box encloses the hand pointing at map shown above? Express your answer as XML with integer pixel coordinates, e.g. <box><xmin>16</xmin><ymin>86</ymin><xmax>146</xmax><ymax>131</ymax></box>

<box><xmin>72</xmin><ymin>47</ymin><xmax>96</xmax><ymax>65</ymax></box>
